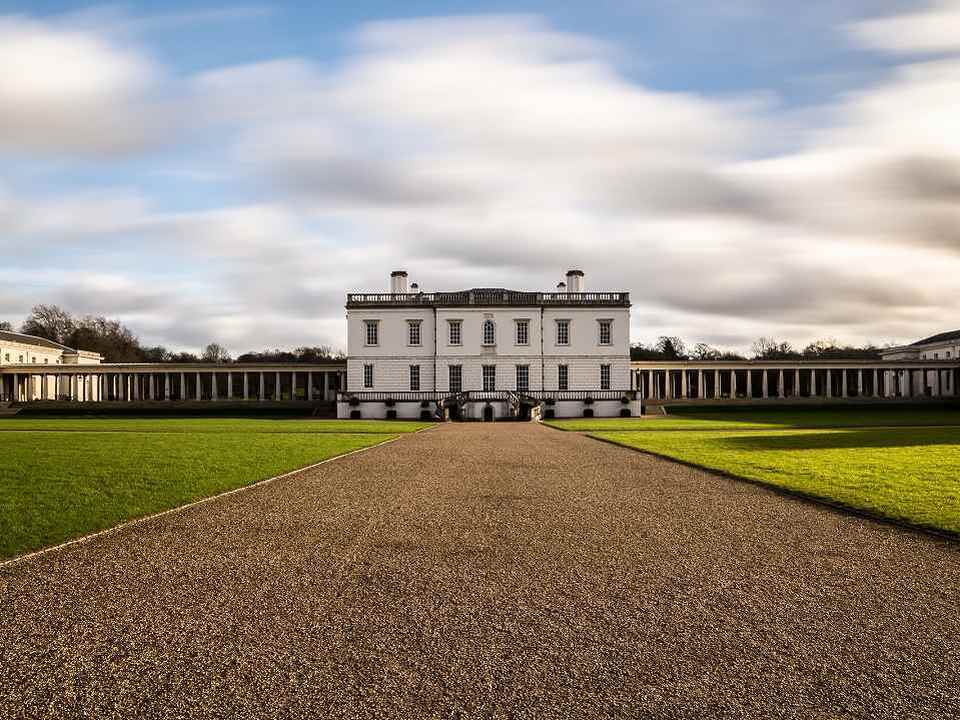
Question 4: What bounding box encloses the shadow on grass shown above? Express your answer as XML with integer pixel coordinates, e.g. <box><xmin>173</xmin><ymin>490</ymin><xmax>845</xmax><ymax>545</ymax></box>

<box><xmin>719</xmin><ymin>428</ymin><xmax>960</xmax><ymax>451</ymax></box>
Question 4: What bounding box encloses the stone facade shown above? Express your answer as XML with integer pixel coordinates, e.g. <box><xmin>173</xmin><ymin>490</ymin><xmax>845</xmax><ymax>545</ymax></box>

<box><xmin>340</xmin><ymin>270</ymin><xmax>638</xmax><ymax>419</ymax></box>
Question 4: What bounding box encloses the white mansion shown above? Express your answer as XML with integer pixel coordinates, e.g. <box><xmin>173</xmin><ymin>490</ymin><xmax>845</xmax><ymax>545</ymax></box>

<box><xmin>340</xmin><ymin>270</ymin><xmax>637</xmax><ymax>420</ymax></box>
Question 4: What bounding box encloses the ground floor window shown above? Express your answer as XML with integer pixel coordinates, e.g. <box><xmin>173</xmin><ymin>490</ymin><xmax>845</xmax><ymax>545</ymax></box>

<box><xmin>558</xmin><ymin>364</ymin><xmax>568</xmax><ymax>391</ymax></box>
<box><xmin>516</xmin><ymin>365</ymin><xmax>529</xmax><ymax>393</ymax></box>
<box><xmin>449</xmin><ymin>365</ymin><xmax>462</xmax><ymax>392</ymax></box>
<box><xmin>363</xmin><ymin>364</ymin><xmax>374</xmax><ymax>388</ymax></box>
<box><xmin>409</xmin><ymin>364</ymin><xmax>420</xmax><ymax>391</ymax></box>
<box><xmin>600</xmin><ymin>364</ymin><xmax>611</xmax><ymax>390</ymax></box>
<box><xmin>482</xmin><ymin>365</ymin><xmax>496</xmax><ymax>392</ymax></box>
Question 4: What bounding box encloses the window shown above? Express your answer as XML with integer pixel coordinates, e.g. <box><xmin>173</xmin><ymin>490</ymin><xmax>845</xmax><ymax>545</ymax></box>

<box><xmin>558</xmin><ymin>364</ymin><xmax>569</xmax><ymax>391</ymax></box>
<box><xmin>934</xmin><ymin>352</ymin><xmax>939</xmax><ymax>359</ymax></box>
<box><xmin>43</xmin><ymin>358</ymin><xmax>49</xmax><ymax>364</ymax></box>
<box><xmin>3</xmin><ymin>353</ymin><xmax>8</xmax><ymax>362</ymax></box>
<box><xmin>556</xmin><ymin>319</ymin><xmax>570</xmax><ymax>346</ymax></box>
<box><xmin>482</xmin><ymin>319</ymin><xmax>495</xmax><ymax>346</ymax></box>
<box><xmin>515</xmin><ymin>319</ymin><xmax>529</xmax><ymax>346</ymax></box>
<box><xmin>18</xmin><ymin>355</ymin><xmax>23</xmax><ymax>362</ymax></box>
<box><xmin>364</xmin><ymin>320</ymin><xmax>379</xmax><ymax>346</ymax></box>
<box><xmin>448</xmin><ymin>320</ymin><xmax>462</xmax><ymax>346</ymax></box>
<box><xmin>407</xmin><ymin>320</ymin><xmax>422</xmax><ymax>346</ymax></box>
<box><xmin>363</xmin><ymin>364</ymin><xmax>374</xmax><ymax>388</ymax></box>
<box><xmin>409</xmin><ymin>365</ymin><xmax>420</xmax><ymax>391</ymax></box>
<box><xmin>598</xmin><ymin>319</ymin><xmax>612</xmax><ymax>346</ymax></box>
<box><xmin>482</xmin><ymin>365</ymin><xmax>496</xmax><ymax>391</ymax></box>
<box><xmin>449</xmin><ymin>365</ymin><xmax>462</xmax><ymax>392</ymax></box>
<box><xmin>600</xmin><ymin>364</ymin><xmax>611</xmax><ymax>390</ymax></box>
<box><xmin>516</xmin><ymin>365</ymin><xmax>529</xmax><ymax>392</ymax></box>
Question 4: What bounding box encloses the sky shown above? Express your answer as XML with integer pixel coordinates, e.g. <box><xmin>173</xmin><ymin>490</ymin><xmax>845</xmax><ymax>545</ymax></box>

<box><xmin>3</xmin><ymin>0</ymin><xmax>960</xmax><ymax>354</ymax></box>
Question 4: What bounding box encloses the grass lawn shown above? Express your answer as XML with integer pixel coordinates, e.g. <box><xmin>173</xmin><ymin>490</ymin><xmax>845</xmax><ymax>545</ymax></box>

<box><xmin>546</xmin><ymin>406</ymin><xmax>960</xmax><ymax>432</ymax></box>
<box><xmin>572</xmin><ymin>408</ymin><xmax>960</xmax><ymax>535</ymax></box>
<box><xmin>0</xmin><ymin>417</ymin><xmax>429</xmax><ymax>560</ymax></box>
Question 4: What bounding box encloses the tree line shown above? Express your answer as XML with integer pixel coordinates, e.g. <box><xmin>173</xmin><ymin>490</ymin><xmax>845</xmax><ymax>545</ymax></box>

<box><xmin>631</xmin><ymin>336</ymin><xmax>883</xmax><ymax>361</ymax></box>
<box><xmin>2</xmin><ymin>304</ymin><xmax>343</xmax><ymax>364</ymax></box>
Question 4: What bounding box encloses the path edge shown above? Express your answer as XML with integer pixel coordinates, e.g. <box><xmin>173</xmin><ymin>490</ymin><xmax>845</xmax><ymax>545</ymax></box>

<box><xmin>0</xmin><ymin>433</ymin><xmax>407</xmax><ymax>570</ymax></box>
<box><xmin>584</xmin><ymin>432</ymin><xmax>960</xmax><ymax>545</ymax></box>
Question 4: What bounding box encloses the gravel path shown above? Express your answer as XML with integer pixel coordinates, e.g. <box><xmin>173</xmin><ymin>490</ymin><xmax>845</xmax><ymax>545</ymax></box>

<box><xmin>2</xmin><ymin>423</ymin><xmax>959</xmax><ymax>719</ymax></box>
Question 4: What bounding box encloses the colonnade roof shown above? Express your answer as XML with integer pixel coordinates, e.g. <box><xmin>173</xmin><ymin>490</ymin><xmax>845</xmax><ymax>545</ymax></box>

<box><xmin>0</xmin><ymin>362</ymin><xmax>347</xmax><ymax>373</ymax></box>
<box><xmin>631</xmin><ymin>359</ymin><xmax>960</xmax><ymax>368</ymax></box>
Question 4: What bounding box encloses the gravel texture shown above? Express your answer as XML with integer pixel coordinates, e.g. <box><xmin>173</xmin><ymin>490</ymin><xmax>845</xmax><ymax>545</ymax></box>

<box><xmin>1</xmin><ymin>422</ymin><xmax>959</xmax><ymax>719</ymax></box>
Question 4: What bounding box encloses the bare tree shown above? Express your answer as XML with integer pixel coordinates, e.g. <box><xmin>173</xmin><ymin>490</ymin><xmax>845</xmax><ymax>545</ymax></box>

<box><xmin>692</xmin><ymin>342</ymin><xmax>721</xmax><ymax>360</ymax></box>
<box><xmin>201</xmin><ymin>342</ymin><xmax>232</xmax><ymax>364</ymax></box>
<box><xmin>752</xmin><ymin>336</ymin><xmax>798</xmax><ymax>360</ymax></box>
<box><xmin>21</xmin><ymin>304</ymin><xmax>75</xmax><ymax>343</ymax></box>
<box><xmin>655</xmin><ymin>336</ymin><xmax>687</xmax><ymax>360</ymax></box>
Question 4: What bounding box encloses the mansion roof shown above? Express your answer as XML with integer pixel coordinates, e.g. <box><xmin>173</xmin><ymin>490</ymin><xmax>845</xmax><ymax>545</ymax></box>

<box><xmin>346</xmin><ymin>289</ymin><xmax>630</xmax><ymax>309</ymax></box>
<box><xmin>0</xmin><ymin>330</ymin><xmax>76</xmax><ymax>353</ymax></box>
<box><xmin>911</xmin><ymin>329</ymin><xmax>960</xmax><ymax>346</ymax></box>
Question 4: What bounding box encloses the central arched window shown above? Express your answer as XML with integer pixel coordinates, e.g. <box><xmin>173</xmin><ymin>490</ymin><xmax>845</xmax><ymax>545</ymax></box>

<box><xmin>482</xmin><ymin>319</ymin><xmax>495</xmax><ymax>346</ymax></box>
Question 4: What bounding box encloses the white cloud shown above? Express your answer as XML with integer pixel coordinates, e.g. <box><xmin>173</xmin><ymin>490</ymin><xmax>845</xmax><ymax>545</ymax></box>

<box><xmin>849</xmin><ymin>0</ymin><xmax>960</xmax><ymax>54</ymax></box>
<box><xmin>0</xmin><ymin>16</ymin><xmax>166</xmax><ymax>155</ymax></box>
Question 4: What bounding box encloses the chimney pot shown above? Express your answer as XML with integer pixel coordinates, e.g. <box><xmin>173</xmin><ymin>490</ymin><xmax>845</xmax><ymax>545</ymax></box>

<box><xmin>565</xmin><ymin>269</ymin><xmax>584</xmax><ymax>293</ymax></box>
<box><xmin>390</xmin><ymin>270</ymin><xmax>408</xmax><ymax>294</ymax></box>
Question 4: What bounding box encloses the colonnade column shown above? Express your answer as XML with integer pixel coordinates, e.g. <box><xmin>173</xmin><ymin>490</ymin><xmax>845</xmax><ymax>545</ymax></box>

<box><xmin>714</xmin><ymin>370</ymin><xmax>720</xmax><ymax>399</ymax></box>
<box><xmin>259</xmin><ymin>371</ymin><xmax>265</xmax><ymax>401</ymax></box>
<box><xmin>841</xmin><ymin>370</ymin><xmax>848</xmax><ymax>398</ymax></box>
<box><xmin>874</xmin><ymin>369</ymin><xmax>880</xmax><ymax>397</ymax></box>
<box><xmin>307</xmin><ymin>371</ymin><xmax>313</xmax><ymax>401</ymax></box>
<box><xmin>149</xmin><ymin>374</ymin><xmax>155</xmax><ymax>400</ymax></box>
<box><xmin>778</xmin><ymin>370</ymin><xmax>784</xmax><ymax>399</ymax></box>
<box><xmin>243</xmin><ymin>372</ymin><xmax>249</xmax><ymax>400</ymax></box>
<box><xmin>227</xmin><ymin>373</ymin><xmax>233</xmax><ymax>401</ymax></box>
<box><xmin>164</xmin><ymin>373</ymin><xmax>171</xmax><ymax>401</ymax></box>
<box><xmin>212</xmin><ymin>372</ymin><xmax>218</xmax><ymax>402</ymax></box>
<box><xmin>746</xmin><ymin>370</ymin><xmax>753</xmax><ymax>399</ymax></box>
<box><xmin>291</xmin><ymin>372</ymin><xmax>297</xmax><ymax>401</ymax></box>
<box><xmin>275</xmin><ymin>371</ymin><xmax>281</xmax><ymax>400</ymax></box>
<box><xmin>730</xmin><ymin>370</ymin><xmax>737</xmax><ymax>398</ymax></box>
<box><xmin>857</xmin><ymin>370</ymin><xmax>863</xmax><ymax>397</ymax></box>
<box><xmin>826</xmin><ymin>370</ymin><xmax>832</xmax><ymax>398</ymax></box>
<box><xmin>680</xmin><ymin>370</ymin><xmax>687</xmax><ymax>399</ymax></box>
<box><xmin>761</xmin><ymin>371</ymin><xmax>768</xmax><ymax>399</ymax></box>
<box><xmin>195</xmin><ymin>372</ymin><xmax>202</xmax><ymax>401</ymax></box>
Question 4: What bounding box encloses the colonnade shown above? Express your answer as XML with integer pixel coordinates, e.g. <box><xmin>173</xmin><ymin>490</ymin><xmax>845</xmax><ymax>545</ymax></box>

<box><xmin>634</xmin><ymin>365</ymin><xmax>959</xmax><ymax>402</ymax></box>
<box><xmin>0</xmin><ymin>368</ymin><xmax>347</xmax><ymax>404</ymax></box>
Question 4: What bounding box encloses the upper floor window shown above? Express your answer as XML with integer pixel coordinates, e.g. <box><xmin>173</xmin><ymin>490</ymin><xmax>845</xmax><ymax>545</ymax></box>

<box><xmin>43</xmin><ymin>358</ymin><xmax>49</xmax><ymax>364</ymax></box>
<box><xmin>600</xmin><ymin>364</ymin><xmax>611</xmax><ymax>390</ymax></box>
<box><xmin>407</xmin><ymin>320</ymin><xmax>422</xmax><ymax>346</ymax></box>
<box><xmin>448</xmin><ymin>320</ymin><xmax>462</xmax><ymax>346</ymax></box>
<box><xmin>598</xmin><ymin>319</ymin><xmax>612</xmax><ymax>346</ymax></box>
<box><xmin>515</xmin><ymin>319</ymin><xmax>529</xmax><ymax>346</ymax></box>
<box><xmin>482</xmin><ymin>319</ymin><xmax>495</xmax><ymax>346</ymax></box>
<box><xmin>4</xmin><ymin>353</ymin><xmax>9</xmax><ymax>362</ymax></box>
<box><xmin>18</xmin><ymin>354</ymin><xmax>23</xmax><ymax>362</ymax></box>
<box><xmin>558</xmin><ymin>364</ymin><xmax>569</xmax><ymax>391</ymax></box>
<box><xmin>409</xmin><ymin>365</ymin><xmax>420</xmax><ymax>391</ymax></box>
<box><xmin>482</xmin><ymin>365</ymin><xmax>496</xmax><ymax>391</ymax></box>
<box><xmin>363</xmin><ymin>364</ymin><xmax>374</xmax><ymax>388</ymax></box>
<box><xmin>555</xmin><ymin>319</ymin><xmax>570</xmax><ymax>346</ymax></box>
<box><xmin>449</xmin><ymin>364</ymin><xmax>462</xmax><ymax>392</ymax></box>
<box><xmin>364</xmin><ymin>320</ymin><xmax>379</xmax><ymax>346</ymax></box>
<box><xmin>516</xmin><ymin>365</ymin><xmax>529</xmax><ymax>392</ymax></box>
<box><xmin>934</xmin><ymin>352</ymin><xmax>939</xmax><ymax>359</ymax></box>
